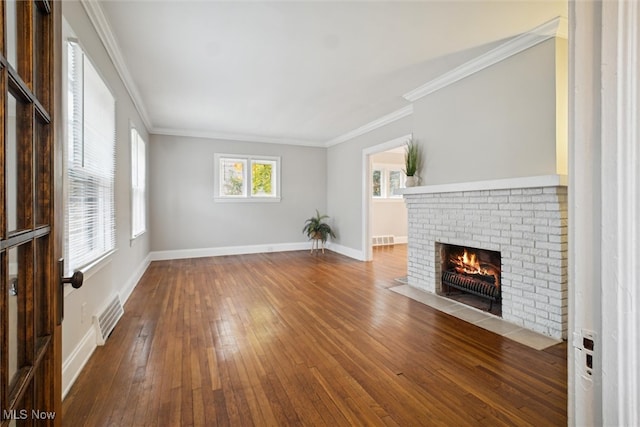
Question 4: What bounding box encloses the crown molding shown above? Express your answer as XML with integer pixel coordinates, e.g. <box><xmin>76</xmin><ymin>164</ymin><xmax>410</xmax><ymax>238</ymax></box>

<box><xmin>403</xmin><ymin>16</ymin><xmax>568</xmax><ymax>103</ymax></box>
<box><xmin>555</xmin><ymin>16</ymin><xmax>568</xmax><ymax>40</ymax></box>
<box><xmin>80</xmin><ymin>0</ymin><xmax>153</xmax><ymax>131</ymax></box>
<box><xmin>325</xmin><ymin>105</ymin><xmax>414</xmax><ymax>147</ymax></box>
<box><xmin>151</xmin><ymin>127</ymin><xmax>325</xmax><ymax>147</ymax></box>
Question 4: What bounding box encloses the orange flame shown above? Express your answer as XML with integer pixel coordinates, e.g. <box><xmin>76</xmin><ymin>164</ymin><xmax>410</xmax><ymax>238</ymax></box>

<box><xmin>449</xmin><ymin>248</ymin><xmax>500</xmax><ymax>288</ymax></box>
<box><xmin>451</xmin><ymin>249</ymin><xmax>488</xmax><ymax>275</ymax></box>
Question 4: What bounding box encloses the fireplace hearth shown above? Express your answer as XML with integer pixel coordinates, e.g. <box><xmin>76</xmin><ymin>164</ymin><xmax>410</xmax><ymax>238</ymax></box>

<box><xmin>440</xmin><ymin>244</ymin><xmax>501</xmax><ymax>315</ymax></box>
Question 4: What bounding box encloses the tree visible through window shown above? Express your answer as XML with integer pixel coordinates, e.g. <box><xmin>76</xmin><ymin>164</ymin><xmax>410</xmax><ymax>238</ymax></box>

<box><xmin>372</xmin><ymin>165</ymin><xmax>405</xmax><ymax>199</ymax></box>
<box><xmin>221</xmin><ymin>158</ymin><xmax>246</xmax><ymax>196</ymax></box>
<box><xmin>389</xmin><ymin>170</ymin><xmax>403</xmax><ymax>196</ymax></box>
<box><xmin>372</xmin><ymin>170</ymin><xmax>382</xmax><ymax>197</ymax></box>
<box><xmin>215</xmin><ymin>154</ymin><xmax>280</xmax><ymax>201</ymax></box>
<box><xmin>251</xmin><ymin>160</ymin><xmax>276</xmax><ymax>196</ymax></box>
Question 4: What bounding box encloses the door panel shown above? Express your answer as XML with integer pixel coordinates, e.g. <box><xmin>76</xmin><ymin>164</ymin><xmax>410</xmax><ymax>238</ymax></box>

<box><xmin>1</xmin><ymin>1</ymin><xmax>60</xmax><ymax>426</ymax></box>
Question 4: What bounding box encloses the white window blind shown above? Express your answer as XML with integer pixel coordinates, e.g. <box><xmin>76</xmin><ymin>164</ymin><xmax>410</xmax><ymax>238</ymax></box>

<box><xmin>65</xmin><ymin>40</ymin><xmax>116</xmax><ymax>275</ymax></box>
<box><xmin>130</xmin><ymin>127</ymin><xmax>146</xmax><ymax>238</ymax></box>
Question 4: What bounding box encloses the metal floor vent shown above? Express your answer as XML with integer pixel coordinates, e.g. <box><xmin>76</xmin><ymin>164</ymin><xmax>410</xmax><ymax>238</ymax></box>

<box><xmin>93</xmin><ymin>295</ymin><xmax>124</xmax><ymax>345</ymax></box>
<box><xmin>372</xmin><ymin>235</ymin><xmax>395</xmax><ymax>246</ymax></box>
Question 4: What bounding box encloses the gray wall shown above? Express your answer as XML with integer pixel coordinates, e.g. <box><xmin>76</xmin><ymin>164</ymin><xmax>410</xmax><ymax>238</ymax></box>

<box><xmin>62</xmin><ymin>0</ymin><xmax>150</xmax><ymax>391</ymax></box>
<box><xmin>328</xmin><ymin>38</ymin><xmax>562</xmax><ymax>255</ymax></box>
<box><xmin>326</xmin><ymin>116</ymin><xmax>413</xmax><ymax>252</ymax></box>
<box><xmin>150</xmin><ymin>135</ymin><xmax>327</xmax><ymax>251</ymax></box>
<box><xmin>413</xmin><ymin>39</ymin><xmax>558</xmax><ymax>185</ymax></box>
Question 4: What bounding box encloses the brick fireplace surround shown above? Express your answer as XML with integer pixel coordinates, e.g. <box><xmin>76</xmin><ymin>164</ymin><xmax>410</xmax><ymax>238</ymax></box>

<box><xmin>400</xmin><ymin>175</ymin><xmax>568</xmax><ymax>339</ymax></box>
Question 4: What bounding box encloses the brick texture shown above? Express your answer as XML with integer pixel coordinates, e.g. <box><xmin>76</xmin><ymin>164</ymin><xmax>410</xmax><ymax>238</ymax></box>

<box><xmin>405</xmin><ymin>186</ymin><xmax>568</xmax><ymax>339</ymax></box>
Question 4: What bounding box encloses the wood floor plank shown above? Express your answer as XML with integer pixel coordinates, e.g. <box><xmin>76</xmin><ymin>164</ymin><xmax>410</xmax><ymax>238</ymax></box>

<box><xmin>62</xmin><ymin>245</ymin><xmax>567</xmax><ymax>426</ymax></box>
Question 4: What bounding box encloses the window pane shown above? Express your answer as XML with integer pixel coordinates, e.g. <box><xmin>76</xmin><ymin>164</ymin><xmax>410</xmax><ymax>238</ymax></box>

<box><xmin>131</xmin><ymin>128</ymin><xmax>146</xmax><ymax>238</ymax></box>
<box><xmin>220</xmin><ymin>158</ymin><xmax>246</xmax><ymax>196</ymax></box>
<box><xmin>6</xmin><ymin>0</ymin><xmax>18</xmax><ymax>68</ymax></box>
<box><xmin>7</xmin><ymin>93</ymin><xmax>18</xmax><ymax>232</ymax></box>
<box><xmin>8</xmin><ymin>247</ymin><xmax>19</xmax><ymax>386</ymax></box>
<box><xmin>389</xmin><ymin>170</ymin><xmax>403</xmax><ymax>196</ymax></box>
<box><xmin>65</xmin><ymin>41</ymin><xmax>116</xmax><ymax>274</ymax></box>
<box><xmin>251</xmin><ymin>160</ymin><xmax>276</xmax><ymax>197</ymax></box>
<box><xmin>372</xmin><ymin>170</ymin><xmax>382</xmax><ymax>197</ymax></box>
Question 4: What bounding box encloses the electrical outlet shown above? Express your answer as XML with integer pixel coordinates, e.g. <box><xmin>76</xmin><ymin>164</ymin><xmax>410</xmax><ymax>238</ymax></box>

<box><xmin>81</xmin><ymin>302</ymin><xmax>87</xmax><ymax>324</ymax></box>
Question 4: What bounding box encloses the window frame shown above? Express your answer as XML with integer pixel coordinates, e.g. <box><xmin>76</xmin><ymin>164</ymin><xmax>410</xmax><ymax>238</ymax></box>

<box><xmin>63</xmin><ymin>23</ymin><xmax>117</xmax><ymax>276</ymax></box>
<box><xmin>372</xmin><ymin>163</ymin><xmax>405</xmax><ymax>200</ymax></box>
<box><xmin>372</xmin><ymin>168</ymin><xmax>385</xmax><ymax>198</ymax></box>
<box><xmin>130</xmin><ymin>124</ymin><xmax>147</xmax><ymax>240</ymax></box>
<box><xmin>214</xmin><ymin>153</ymin><xmax>281</xmax><ymax>202</ymax></box>
<box><xmin>387</xmin><ymin>169</ymin><xmax>405</xmax><ymax>199</ymax></box>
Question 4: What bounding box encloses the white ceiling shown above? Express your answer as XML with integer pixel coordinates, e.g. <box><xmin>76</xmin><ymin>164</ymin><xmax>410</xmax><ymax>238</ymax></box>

<box><xmin>96</xmin><ymin>0</ymin><xmax>567</xmax><ymax>146</ymax></box>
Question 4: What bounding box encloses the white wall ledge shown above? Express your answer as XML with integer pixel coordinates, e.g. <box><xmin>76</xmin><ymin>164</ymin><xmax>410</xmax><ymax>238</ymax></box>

<box><xmin>398</xmin><ymin>174</ymin><xmax>568</xmax><ymax>196</ymax></box>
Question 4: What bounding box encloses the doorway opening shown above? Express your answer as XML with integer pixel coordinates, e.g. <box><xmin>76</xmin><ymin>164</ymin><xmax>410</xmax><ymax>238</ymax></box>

<box><xmin>362</xmin><ymin>135</ymin><xmax>411</xmax><ymax>271</ymax></box>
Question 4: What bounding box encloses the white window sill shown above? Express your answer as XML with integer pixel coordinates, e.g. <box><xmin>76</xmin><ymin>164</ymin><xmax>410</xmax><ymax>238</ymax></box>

<box><xmin>130</xmin><ymin>230</ymin><xmax>147</xmax><ymax>246</ymax></box>
<box><xmin>214</xmin><ymin>197</ymin><xmax>281</xmax><ymax>203</ymax></box>
<box><xmin>63</xmin><ymin>249</ymin><xmax>116</xmax><ymax>297</ymax></box>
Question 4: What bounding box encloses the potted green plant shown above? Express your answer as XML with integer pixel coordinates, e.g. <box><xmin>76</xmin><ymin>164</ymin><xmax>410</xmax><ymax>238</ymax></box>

<box><xmin>403</xmin><ymin>138</ymin><xmax>421</xmax><ymax>187</ymax></box>
<box><xmin>302</xmin><ymin>209</ymin><xmax>336</xmax><ymax>254</ymax></box>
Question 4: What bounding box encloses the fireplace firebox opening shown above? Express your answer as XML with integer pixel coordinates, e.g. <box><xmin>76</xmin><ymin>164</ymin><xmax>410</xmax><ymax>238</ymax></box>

<box><xmin>438</xmin><ymin>243</ymin><xmax>502</xmax><ymax>316</ymax></box>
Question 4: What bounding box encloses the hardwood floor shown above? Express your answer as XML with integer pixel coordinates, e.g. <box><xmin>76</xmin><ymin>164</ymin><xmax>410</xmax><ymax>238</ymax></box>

<box><xmin>62</xmin><ymin>245</ymin><xmax>567</xmax><ymax>426</ymax></box>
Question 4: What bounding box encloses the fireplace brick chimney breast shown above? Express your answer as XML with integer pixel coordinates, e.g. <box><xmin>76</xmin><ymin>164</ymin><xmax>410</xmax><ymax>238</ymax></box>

<box><xmin>403</xmin><ymin>180</ymin><xmax>568</xmax><ymax>339</ymax></box>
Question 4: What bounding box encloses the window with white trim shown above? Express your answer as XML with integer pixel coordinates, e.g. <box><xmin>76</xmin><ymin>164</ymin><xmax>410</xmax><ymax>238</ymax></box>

<box><xmin>388</xmin><ymin>170</ymin><xmax>404</xmax><ymax>197</ymax></box>
<box><xmin>214</xmin><ymin>154</ymin><xmax>280</xmax><ymax>201</ymax></box>
<box><xmin>65</xmin><ymin>38</ymin><xmax>116</xmax><ymax>275</ymax></box>
<box><xmin>131</xmin><ymin>126</ymin><xmax>146</xmax><ymax>238</ymax></box>
<box><xmin>372</xmin><ymin>168</ymin><xmax>384</xmax><ymax>198</ymax></box>
<box><xmin>372</xmin><ymin>164</ymin><xmax>405</xmax><ymax>199</ymax></box>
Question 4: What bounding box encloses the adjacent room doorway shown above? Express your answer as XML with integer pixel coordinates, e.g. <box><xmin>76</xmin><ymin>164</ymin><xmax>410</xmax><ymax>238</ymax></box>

<box><xmin>361</xmin><ymin>135</ymin><xmax>411</xmax><ymax>263</ymax></box>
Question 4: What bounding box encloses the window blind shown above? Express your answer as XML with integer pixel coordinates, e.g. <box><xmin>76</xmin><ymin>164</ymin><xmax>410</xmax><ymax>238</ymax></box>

<box><xmin>65</xmin><ymin>41</ymin><xmax>116</xmax><ymax>275</ymax></box>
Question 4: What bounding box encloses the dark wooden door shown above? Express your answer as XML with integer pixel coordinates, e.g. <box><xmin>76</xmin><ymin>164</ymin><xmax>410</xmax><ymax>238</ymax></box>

<box><xmin>2</xmin><ymin>1</ymin><xmax>62</xmax><ymax>425</ymax></box>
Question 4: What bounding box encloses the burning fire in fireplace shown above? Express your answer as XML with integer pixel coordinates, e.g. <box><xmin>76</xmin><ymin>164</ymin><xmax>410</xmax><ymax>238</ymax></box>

<box><xmin>451</xmin><ymin>249</ymin><xmax>489</xmax><ymax>275</ymax></box>
<box><xmin>441</xmin><ymin>244</ymin><xmax>501</xmax><ymax>316</ymax></box>
<box><xmin>449</xmin><ymin>248</ymin><xmax>500</xmax><ymax>288</ymax></box>
<box><xmin>440</xmin><ymin>244</ymin><xmax>502</xmax><ymax>313</ymax></box>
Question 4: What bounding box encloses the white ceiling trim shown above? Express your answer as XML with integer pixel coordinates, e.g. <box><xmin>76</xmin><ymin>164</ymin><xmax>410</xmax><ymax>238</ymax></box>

<box><xmin>324</xmin><ymin>105</ymin><xmax>414</xmax><ymax>147</ymax></box>
<box><xmin>403</xmin><ymin>16</ymin><xmax>568</xmax><ymax>103</ymax></box>
<box><xmin>79</xmin><ymin>2</ymin><xmax>566</xmax><ymax>149</ymax></box>
<box><xmin>80</xmin><ymin>0</ymin><xmax>153</xmax><ymax>132</ymax></box>
<box><xmin>152</xmin><ymin>127</ymin><xmax>325</xmax><ymax>148</ymax></box>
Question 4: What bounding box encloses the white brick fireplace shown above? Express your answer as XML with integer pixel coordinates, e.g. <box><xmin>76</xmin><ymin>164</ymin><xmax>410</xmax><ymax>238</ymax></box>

<box><xmin>400</xmin><ymin>175</ymin><xmax>568</xmax><ymax>339</ymax></box>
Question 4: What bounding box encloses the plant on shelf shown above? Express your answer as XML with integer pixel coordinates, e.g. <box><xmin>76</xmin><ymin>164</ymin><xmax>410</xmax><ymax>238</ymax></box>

<box><xmin>302</xmin><ymin>209</ymin><xmax>336</xmax><ymax>254</ymax></box>
<box><xmin>403</xmin><ymin>138</ymin><xmax>421</xmax><ymax>187</ymax></box>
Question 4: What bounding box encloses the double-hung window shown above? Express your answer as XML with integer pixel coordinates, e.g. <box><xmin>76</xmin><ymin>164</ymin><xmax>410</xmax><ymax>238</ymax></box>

<box><xmin>130</xmin><ymin>127</ymin><xmax>146</xmax><ymax>238</ymax></box>
<box><xmin>65</xmin><ymin>38</ymin><xmax>116</xmax><ymax>275</ymax></box>
<box><xmin>372</xmin><ymin>164</ymin><xmax>405</xmax><ymax>199</ymax></box>
<box><xmin>214</xmin><ymin>154</ymin><xmax>280</xmax><ymax>201</ymax></box>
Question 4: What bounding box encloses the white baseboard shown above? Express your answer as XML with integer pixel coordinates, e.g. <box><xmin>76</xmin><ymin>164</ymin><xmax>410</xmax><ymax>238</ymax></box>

<box><xmin>150</xmin><ymin>242</ymin><xmax>311</xmax><ymax>261</ymax></box>
<box><xmin>120</xmin><ymin>253</ymin><xmax>152</xmax><ymax>305</ymax></box>
<box><xmin>62</xmin><ymin>252</ymin><xmax>151</xmax><ymax>399</ymax></box>
<box><xmin>326</xmin><ymin>243</ymin><xmax>366</xmax><ymax>261</ymax></box>
<box><xmin>395</xmin><ymin>236</ymin><xmax>408</xmax><ymax>244</ymax></box>
<box><xmin>62</xmin><ymin>326</ymin><xmax>97</xmax><ymax>399</ymax></box>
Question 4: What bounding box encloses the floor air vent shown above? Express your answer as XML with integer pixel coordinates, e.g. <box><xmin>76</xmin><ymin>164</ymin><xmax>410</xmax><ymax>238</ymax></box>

<box><xmin>372</xmin><ymin>235</ymin><xmax>395</xmax><ymax>246</ymax></box>
<box><xmin>93</xmin><ymin>295</ymin><xmax>124</xmax><ymax>345</ymax></box>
